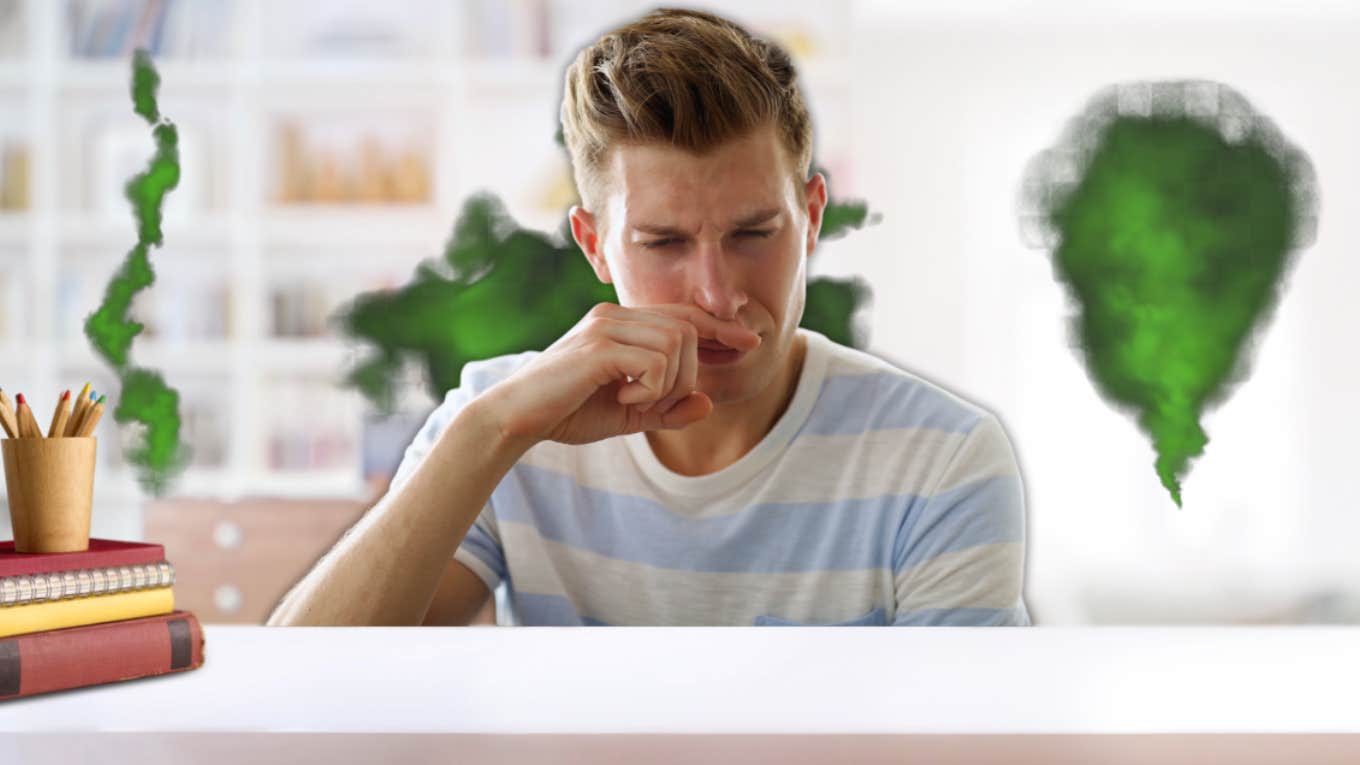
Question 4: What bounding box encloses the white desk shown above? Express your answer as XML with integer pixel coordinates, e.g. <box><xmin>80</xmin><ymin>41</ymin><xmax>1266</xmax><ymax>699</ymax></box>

<box><xmin>2</xmin><ymin>626</ymin><xmax>1359</xmax><ymax>764</ymax></box>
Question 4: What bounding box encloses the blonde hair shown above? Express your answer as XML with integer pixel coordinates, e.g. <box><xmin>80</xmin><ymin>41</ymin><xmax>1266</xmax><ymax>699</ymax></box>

<box><xmin>560</xmin><ymin>7</ymin><xmax>814</xmax><ymax>222</ymax></box>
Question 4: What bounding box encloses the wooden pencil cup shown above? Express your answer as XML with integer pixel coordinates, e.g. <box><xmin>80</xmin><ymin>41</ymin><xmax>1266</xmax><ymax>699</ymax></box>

<box><xmin>2</xmin><ymin>437</ymin><xmax>97</xmax><ymax>553</ymax></box>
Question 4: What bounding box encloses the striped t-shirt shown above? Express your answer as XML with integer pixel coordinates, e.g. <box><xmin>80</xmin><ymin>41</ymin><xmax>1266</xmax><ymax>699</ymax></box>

<box><xmin>390</xmin><ymin>327</ymin><xmax>1031</xmax><ymax>626</ymax></box>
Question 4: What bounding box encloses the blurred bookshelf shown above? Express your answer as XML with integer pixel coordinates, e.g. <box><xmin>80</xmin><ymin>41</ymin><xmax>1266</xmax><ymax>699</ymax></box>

<box><xmin>0</xmin><ymin>0</ymin><xmax>859</xmax><ymax>540</ymax></box>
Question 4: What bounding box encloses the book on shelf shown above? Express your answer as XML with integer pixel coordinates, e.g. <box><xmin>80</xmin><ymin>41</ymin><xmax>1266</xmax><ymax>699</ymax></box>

<box><xmin>273</xmin><ymin>120</ymin><xmax>433</xmax><ymax>206</ymax></box>
<box><xmin>0</xmin><ymin>609</ymin><xmax>204</xmax><ymax>701</ymax></box>
<box><xmin>66</xmin><ymin>0</ymin><xmax>231</xmax><ymax>59</ymax></box>
<box><xmin>0</xmin><ymin>142</ymin><xmax>28</xmax><ymax>211</ymax></box>
<box><xmin>0</xmin><ymin>0</ymin><xmax>24</xmax><ymax>59</ymax></box>
<box><xmin>1</xmin><ymin>538</ymin><xmax>177</xmax><ymax>637</ymax></box>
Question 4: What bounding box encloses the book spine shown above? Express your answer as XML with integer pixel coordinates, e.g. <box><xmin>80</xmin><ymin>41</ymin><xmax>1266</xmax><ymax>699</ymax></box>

<box><xmin>0</xmin><ymin>587</ymin><xmax>175</xmax><ymax>638</ymax></box>
<box><xmin>0</xmin><ymin>542</ymin><xmax>167</xmax><ymax>577</ymax></box>
<box><xmin>0</xmin><ymin>610</ymin><xmax>204</xmax><ymax>701</ymax></box>
<box><xmin>0</xmin><ymin>561</ymin><xmax>174</xmax><ymax>607</ymax></box>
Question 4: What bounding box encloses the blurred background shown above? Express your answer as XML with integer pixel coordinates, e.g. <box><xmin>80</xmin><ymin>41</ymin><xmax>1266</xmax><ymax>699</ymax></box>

<box><xmin>0</xmin><ymin>0</ymin><xmax>1356</xmax><ymax>626</ymax></box>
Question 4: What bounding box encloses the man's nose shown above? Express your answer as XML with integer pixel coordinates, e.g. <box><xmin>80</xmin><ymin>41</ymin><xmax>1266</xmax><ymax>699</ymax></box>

<box><xmin>689</xmin><ymin>240</ymin><xmax>747</xmax><ymax>320</ymax></box>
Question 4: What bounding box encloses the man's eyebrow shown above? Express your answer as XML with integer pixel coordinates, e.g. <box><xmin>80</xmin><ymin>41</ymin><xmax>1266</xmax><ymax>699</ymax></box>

<box><xmin>732</xmin><ymin>208</ymin><xmax>781</xmax><ymax>227</ymax></box>
<box><xmin>629</xmin><ymin>208</ymin><xmax>781</xmax><ymax>237</ymax></box>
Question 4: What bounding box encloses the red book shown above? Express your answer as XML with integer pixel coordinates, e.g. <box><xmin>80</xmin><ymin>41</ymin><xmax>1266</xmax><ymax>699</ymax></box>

<box><xmin>0</xmin><ymin>610</ymin><xmax>204</xmax><ymax>701</ymax></box>
<box><xmin>0</xmin><ymin>539</ymin><xmax>166</xmax><ymax>577</ymax></box>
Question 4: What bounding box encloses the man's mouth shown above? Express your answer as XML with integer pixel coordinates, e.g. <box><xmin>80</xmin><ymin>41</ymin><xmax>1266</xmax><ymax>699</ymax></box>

<box><xmin>697</xmin><ymin>337</ymin><xmax>748</xmax><ymax>365</ymax></box>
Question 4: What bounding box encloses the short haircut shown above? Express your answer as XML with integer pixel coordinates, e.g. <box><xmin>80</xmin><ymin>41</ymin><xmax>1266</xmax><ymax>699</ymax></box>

<box><xmin>560</xmin><ymin>7</ymin><xmax>814</xmax><ymax>225</ymax></box>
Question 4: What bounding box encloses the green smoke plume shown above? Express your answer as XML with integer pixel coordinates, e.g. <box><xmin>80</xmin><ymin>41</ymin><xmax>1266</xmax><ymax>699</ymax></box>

<box><xmin>83</xmin><ymin>49</ymin><xmax>188</xmax><ymax>494</ymax></box>
<box><xmin>340</xmin><ymin>176</ymin><xmax>879</xmax><ymax>413</ymax></box>
<box><xmin>1022</xmin><ymin>80</ymin><xmax>1317</xmax><ymax>506</ymax></box>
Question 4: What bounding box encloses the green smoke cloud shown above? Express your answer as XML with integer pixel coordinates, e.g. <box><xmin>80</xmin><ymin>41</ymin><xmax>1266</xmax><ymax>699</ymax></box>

<box><xmin>1022</xmin><ymin>80</ymin><xmax>1317</xmax><ymax>506</ymax></box>
<box><xmin>83</xmin><ymin>49</ymin><xmax>188</xmax><ymax>494</ymax></box>
<box><xmin>340</xmin><ymin>179</ymin><xmax>878</xmax><ymax>413</ymax></box>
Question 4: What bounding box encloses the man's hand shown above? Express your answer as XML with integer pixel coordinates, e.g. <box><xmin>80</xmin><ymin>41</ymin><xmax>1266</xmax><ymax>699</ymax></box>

<box><xmin>483</xmin><ymin>302</ymin><xmax>760</xmax><ymax>447</ymax></box>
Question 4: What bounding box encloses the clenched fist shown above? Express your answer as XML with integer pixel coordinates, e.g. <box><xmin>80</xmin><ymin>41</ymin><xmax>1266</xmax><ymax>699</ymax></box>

<box><xmin>483</xmin><ymin>302</ymin><xmax>761</xmax><ymax>446</ymax></box>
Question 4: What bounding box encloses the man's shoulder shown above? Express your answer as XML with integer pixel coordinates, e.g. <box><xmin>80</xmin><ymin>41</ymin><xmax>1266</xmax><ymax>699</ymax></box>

<box><xmin>811</xmin><ymin>333</ymin><xmax>996</xmax><ymax>437</ymax></box>
<box><xmin>807</xmin><ymin>334</ymin><xmax>1023</xmax><ymax>507</ymax></box>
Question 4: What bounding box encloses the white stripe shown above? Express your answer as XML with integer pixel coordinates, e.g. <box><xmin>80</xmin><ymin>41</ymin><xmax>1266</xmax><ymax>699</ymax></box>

<box><xmin>518</xmin><ymin>425</ymin><xmax>1014</xmax><ymax>516</ymax></box>
<box><xmin>896</xmin><ymin>541</ymin><xmax>1026</xmax><ymax>612</ymax></box>
<box><xmin>453</xmin><ymin>547</ymin><xmax>502</xmax><ymax>592</ymax></box>
<box><xmin>931</xmin><ymin>416</ymin><xmax>1022</xmax><ymax>496</ymax></box>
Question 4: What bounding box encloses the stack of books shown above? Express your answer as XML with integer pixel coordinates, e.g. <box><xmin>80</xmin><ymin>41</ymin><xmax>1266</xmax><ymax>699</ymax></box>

<box><xmin>0</xmin><ymin>538</ymin><xmax>205</xmax><ymax>701</ymax></box>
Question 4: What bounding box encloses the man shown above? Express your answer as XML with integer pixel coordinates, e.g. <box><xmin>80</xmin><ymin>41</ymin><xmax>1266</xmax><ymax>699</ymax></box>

<box><xmin>269</xmin><ymin>8</ymin><xmax>1030</xmax><ymax>627</ymax></box>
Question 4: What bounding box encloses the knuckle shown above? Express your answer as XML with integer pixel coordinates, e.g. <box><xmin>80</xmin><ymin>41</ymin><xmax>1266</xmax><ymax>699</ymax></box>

<box><xmin>583</xmin><ymin>315</ymin><xmax>613</xmax><ymax>337</ymax></box>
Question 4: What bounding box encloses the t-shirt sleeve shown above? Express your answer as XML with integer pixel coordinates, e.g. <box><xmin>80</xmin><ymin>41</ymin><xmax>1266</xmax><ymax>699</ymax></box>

<box><xmin>387</xmin><ymin>384</ymin><xmax>507</xmax><ymax>594</ymax></box>
<box><xmin>891</xmin><ymin>414</ymin><xmax>1031</xmax><ymax>626</ymax></box>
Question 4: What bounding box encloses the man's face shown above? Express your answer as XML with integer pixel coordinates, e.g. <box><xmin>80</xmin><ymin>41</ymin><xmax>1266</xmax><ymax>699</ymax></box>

<box><xmin>573</xmin><ymin>123</ymin><xmax>827</xmax><ymax>406</ymax></box>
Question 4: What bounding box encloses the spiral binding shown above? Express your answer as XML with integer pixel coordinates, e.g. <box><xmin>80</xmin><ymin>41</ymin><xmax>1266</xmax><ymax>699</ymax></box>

<box><xmin>0</xmin><ymin>561</ymin><xmax>175</xmax><ymax>607</ymax></box>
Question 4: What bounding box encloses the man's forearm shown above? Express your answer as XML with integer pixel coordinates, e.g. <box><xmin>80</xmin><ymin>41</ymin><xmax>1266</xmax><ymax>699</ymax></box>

<box><xmin>266</xmin><ymin>392</ymin><xmax>531</xmax><ymax>626</ymax></box>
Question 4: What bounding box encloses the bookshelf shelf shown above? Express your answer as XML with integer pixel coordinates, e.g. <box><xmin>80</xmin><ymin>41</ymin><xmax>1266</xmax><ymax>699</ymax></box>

<box><xmin>0</xmin><ymin>343</ymin><xmax>25</xmax><ymax>368</ymax></box>
<box><xmin>258</xmin><ymin>60</ymin><xmax>458</xmax><ymax>88</ymax></box>
<box><xmin>58</xmin><ymin>214</ymin><xmax>236</xmax><ymax>251</ymax></box>
<box><xmin>261</xmin><ymin>208</ymin><xmax>449</xmax><ymax>250</ymax></box>
<box><xmin>89</xmin><ymin>467</ymin><xmax>367</xmax><ymax>502</ymax></box>
<box><xmin>0</xmin><ymin>65</ymin><xmax>27</xmax><ymax>91</ymax></box>
<box><xmin>255</xmin><ymin>339</ymin><xmax>357</xmax><ymax>374</ymax></box>
<box><xmin>59</xmin><ymin>341</ymin><xmax>237</xmax><ymax>373</ymax></box>
<box><xmin>463</xmin><ymin>59</ymin><xmax>564</xmax><ymax>94</ymax></box>
<box><xmin>57</xmin><ymin>60</ymin><xmax>236</xmax><ymax>91</ymax></box>
<box><xmin>0</xmin><ymin>213</ymin><xmax>27</xmax><ymax>243</ymax></box>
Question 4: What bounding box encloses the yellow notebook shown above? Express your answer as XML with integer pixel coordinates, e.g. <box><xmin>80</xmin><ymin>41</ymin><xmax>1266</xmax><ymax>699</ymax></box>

<box><xmin>0</xmin><ymin>587</ymin><xmax>175</xmax><ymax>638</ymax></box>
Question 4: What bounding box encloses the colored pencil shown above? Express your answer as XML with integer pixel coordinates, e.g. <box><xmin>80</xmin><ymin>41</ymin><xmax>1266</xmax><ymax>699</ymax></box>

<box><xmin>66</xmin><ymin>383</ymin><xmax>92</xmax><ymax>437</ymax></box>
<box><xmin>70</xmin><ymin>388</ymin><xmax>97</xmax><ymax>438</ymax></box>
<box><xmin>0</xmin><ymin>388</ymin><xmax>17</xmax><ymax>438</ymax></box>
<box><xmin>15</xmin><ymin>393</ymin><xmax>42</xmax><ymax>439</ymax></box>
<box><xmin>75</xmin><ymin>395</ymin><xmax>106</xmax><ymax>437</ymax></box>
<box><xmin>47</xmin><ymin>390</ymin><xmax>72</xmax><ymax>438</ymax></box>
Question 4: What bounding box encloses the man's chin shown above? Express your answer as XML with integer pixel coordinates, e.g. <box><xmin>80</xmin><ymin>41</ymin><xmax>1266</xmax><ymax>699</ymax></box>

<box><xmin>697</xmin><ymin>373</ymin><xmax>765</xmax><ymax>408</ymax></box>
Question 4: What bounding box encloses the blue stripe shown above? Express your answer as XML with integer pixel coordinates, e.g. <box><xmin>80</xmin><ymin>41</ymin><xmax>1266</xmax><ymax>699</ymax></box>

<box><xmin>459</xmin><ymin>523</ymin><xmax>507</xmax><ymax>583</ymax></box>
<box><xmin>494</xmin><ymin>465</ymin><xmax>1022</xmax><ymax>574</ymax></box>
<box><xmin>754</xmin><ymin>607</ymin><xmax>888</xmax><ymax>626</ymax></box>
<box><xmin>513</xmin><ymin>591</ymin><xmax>597</xmax><ymax>626</ymax></box>
<box><xmin>511</xmin><ymin>593</ymin><xmax>1033</xmax><ymax>627</ymax></box>
<box><xmin>801</xmin><ymin>373</ymin><xmax>983</xmax><ymax>437</ymax></box>
<box><xmin>496</xmin><ymin>464</ymin><xmax>907</xmax><ymax>573</ymax></box>
<box><xmin>892</xmin><ymin>606</ymin><xmax>1031</xmax><ymax>626</ymax></box>
<box><xmin>892</xmin><ymin>474</ymin><xmax>1026</xmax><ymax>571</ymax></box>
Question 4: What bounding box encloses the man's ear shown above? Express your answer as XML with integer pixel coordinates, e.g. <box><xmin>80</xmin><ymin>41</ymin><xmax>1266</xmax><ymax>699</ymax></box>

<box><xmin>803</xmin><ymin>172</ymin><xmax>829</xmax><ymax>256</ymax></box>
<box><xmin>569</xmin><ymin>205</ymin><xmax>612</xmax><ymax>284</ymax></box>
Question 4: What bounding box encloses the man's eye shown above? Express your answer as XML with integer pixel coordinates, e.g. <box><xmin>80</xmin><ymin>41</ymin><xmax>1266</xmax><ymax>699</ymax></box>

<box><xmin>736</xmin><ymin>229</ymin><xmax>774</xmax><ymax>239</ymax></box>
<box><xmin>641</xmin><ymin>238</ymin><xmax>677</xmax><ymax>249</ymax></box>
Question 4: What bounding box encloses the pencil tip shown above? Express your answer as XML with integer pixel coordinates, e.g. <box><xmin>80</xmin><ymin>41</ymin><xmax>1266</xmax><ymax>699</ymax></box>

<box><xmin>15</xmin><ymin>393</ymin><xmax>24</xmax><ymax>404</ymax></box>
<box><xmin>95</xmin><ymin>394</ymin><xmax>106</xmax><ymax>404</ymax></box>
<box><xmin>61</xmin><ymin>390</ymin><xmax>71</xmax><ymax>400</ymax></box>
